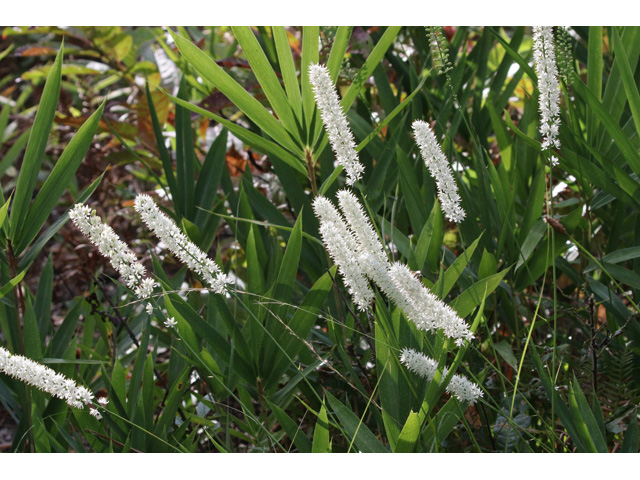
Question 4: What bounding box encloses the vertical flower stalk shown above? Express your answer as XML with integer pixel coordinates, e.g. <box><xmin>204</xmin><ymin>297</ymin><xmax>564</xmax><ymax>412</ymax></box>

<box><xmin>412</xmin><ymin>120</ymin><xmax>465</xmax><ymax>223</ymax></box>
<box><xmin>400</xmin><ymin>348</ymin><xmax>483</xmax><ymax>405</ymax></box>
<box><xmin>0</xmin><ymin>346</ymin><xmax>95</xmax><ymax>411</ymax></box>
<box><xmin>134</xmin><ymin>194</ymin><xmax>228</xmax><ymax>294</ymax></box>
<box><xmin>308</xmin><ymin>63</ymin><xmax>364</xmax><ymax>186</ymax></box>
<box><xmin>532</xmin><ymin>26</ymin><xmax>562</xmax><ymax>167</ymax></box>
<box><xmin>69</xmin><ymin>204</ymin><xmax>157</xmax><ymax>299</ymax></box>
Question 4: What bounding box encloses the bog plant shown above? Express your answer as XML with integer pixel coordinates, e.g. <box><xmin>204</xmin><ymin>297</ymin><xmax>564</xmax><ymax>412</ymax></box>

<box><xmin>0</xmin><ymin>26</ymin><xmax>639</xmax><ymax>453</ymax></box>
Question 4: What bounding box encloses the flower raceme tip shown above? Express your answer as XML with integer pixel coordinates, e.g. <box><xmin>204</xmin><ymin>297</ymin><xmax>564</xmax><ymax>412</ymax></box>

<box><xmin>308</xmin><ymin>63</ymin><xmax>364</xmax><ymax>186</ymax></box>
<box><xmin>0</xmin><ymin>346</ymin><xmax>94</xmax><ymax>410</ymax></box>
<box><xmin>532</xmin><ymin>26</ymin><xmax>562</xmax><ymax>166</ymax></box>
<box><xmin>69</xmin><ymin>204</ymin><xmax>157</xmax><ymax>299</ymax></box>
<box><xmin>412</xmin><ymin>120</ymin><xmax>466</xmax><ymax>223</ymax></box>
<box><xmin>400</xmin><ymin>348</ymin><xmax>483</xmax><ymax>405</ymax></box>
<box><xmin>134</xmin><ymin>194</ymin><xmax>229</xmax><ymax>294</ymax></box>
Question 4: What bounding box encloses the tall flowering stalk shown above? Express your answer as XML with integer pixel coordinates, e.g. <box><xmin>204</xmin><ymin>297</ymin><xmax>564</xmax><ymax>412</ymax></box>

<box><xmin>313</xmin><ymin>190</ymin><xmax>480</xmax><ymax>405</ymax></box>
<box><xmin>69</xmin><ymin>204</ymin><xmax>157</xmax><ymax>299</ymax></box>
<box><xmin>412</xmin><ymin>120</ymin><xmax>465</xmax><ymax>223</ymax></box>
<box><xmin>134</xmin><ymin>194</ymin><xmax>228</xmax><ymax>294</ymax></box>
<box><xmin>308</xmin><ymin>63</ymin><xmax>364</xmax><ymax>186</ymax></box>
<box><xmin>400</xmin><ymin>348</ymin><xmax>483</xmax><ymax>405</ymax></box>
<box><xmin>0</xmin><ymin>346</ymin><xmax>97</xmax><ymax>412</ymax></box>
<box><xmin>532</xmin><ymin>26</ymin><xmax>562</xmax><ymax>167</ymax></box>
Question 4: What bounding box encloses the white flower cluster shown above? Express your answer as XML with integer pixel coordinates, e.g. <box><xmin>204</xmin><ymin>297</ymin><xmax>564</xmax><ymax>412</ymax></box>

<box><xmin>313</xmin><ymin>190</ymin><xmax>472</xmax><ymax>345</ymax></box>
<box><xmin>400</xmin><ymin>348</ymin><xmax>483</xmax><ymax>405</ymax></box>
<box><xmin>308</xmin><ymin>63</ymin><xmax>364</xmax><ymax>186</ymax></box>
<box><xmin>69</xmin><ymin>204</ymin><xmax>157</xmax><ymax>299</ymax></box>
<box><xmin>0</xmin><ymin>346</ymin><xmax>94</xmax><ymax>410</ymax></box>
<box><xmin>134</xmin><ymin>194</ymin><xmax>228</xmax><ymax>294</ymax></box>
<box><xmin>412</xmin><ymin>120</ymin><xmax>465</xmax><ymax>223</ymax></box>
<box><xmin>388</xmin><ymin>263</ymin><xmax>473</xmax><ymax>345</ymax></box>
<box><xmin>313</xmin><ymin>196</ymin><xmax>374</xmax><ymax>310</ymax></box>
<box><xmin>532</xmin><ymin>26</ymin><xmax>561</xmax><ymax>167</ymax></box>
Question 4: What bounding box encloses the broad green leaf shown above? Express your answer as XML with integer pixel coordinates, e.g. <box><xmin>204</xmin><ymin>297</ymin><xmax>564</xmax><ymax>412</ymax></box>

<box><xmin>266</xmin><ymin>400</ymin><xmax>312</xmax><ymax>452</ymax></box>
<box><xmin>326</xmin><ymin>27</ymin><xmax>353</xmax><ymax>81</ymax></box>
<box><xmin>572</xmin><ymin>77</ymin><xmax>640</xmax><ymax>178</ymax></box>
<box><xmin>146</xmin><ymin>82</ymin><xmax>177</xmax><ymax>199</ymax></box>
<box><xmin>0</xmin><ymin>193</ymin><xmax>11</xmax><ymax>231</ymax></box>
<box><xmin>174</xmin><ymin>78</ymin><xmax>196</xmax><ymax>219</ymax></box>
<box><xmin>326</xmin><ymin>392</ymin><xmax>388</xmax><ymax>453</ymax></box>
<box><xmin>432</xmin><ymin>232</ymin><xmax>482</xmax><ymax>298</ymax></box>
<box><xmin>586</xmin><ymin>27</ymin><xmax>603</xmax><ymax>143</ymax></box>
<box><xmin>395</xmin><ymin>410</ymin><xmax>421</xmax><ymax>453</ymax></box>
<box><xmin>568</xmin><ymin>375</ymin><xmax>607</xmax><ymax>452</ymax></box>
<box><xmin>15</xmin><ymin>101</ymin><xmax>105</xmax><ymax>253</ymax></box>
<box><xmin>10</xmin><ymin>42</ymin><xmax>63</xmax><ymax>241</ymax></box>
<box><xmin>22</xmin><ymin>299</ymin><xmax>43</xmax><ymax>360</ymax></box>
<box><xmin>272</xmin><ymin>26</ymin><xmax>302</xmax><ymax>120</ymax></box>
<box><xmin>301</xmin><ymin>26</ymin><xmax>320</xmax><ymax>137</ymax></box>
<box><xmin>165</xmin><ymin>91</ymin><xmax>307</xmax><ymax>175</ymax></box>
<box><xmin>611</xmin><ymin>27</ymin><xmax>640</xmax><ymax>141</ymax></box>
<box><xmin>312</xmin><ymin>401</ymin><xmax>331</xmax><ymax>453</ymax></box>
<box><xmin>341</xmin><ymin>26</ymin><xmax>402</xmax><ymax>109</ymax></box>
<box><xmin>451</xmin><ymin>267</ymin><xmax>511</xmax><ymax>318</ymax></box>
<box><xmin>0</xmin><ymin>270</ymin><xmax>26</xmax><ymax>300</ymax></box>
<box><xmin>17</xmin><ymin>171</ymin><xmax>105</xmax><ymax>271</ymax></box>
<box><xmin>0</xmin><ymin>128</ymin><xmax>31</xmax><ymax>179</ymax></box>
<box><xmin>232</xmin><ymin>26</ymin><xmax>298</xmax><ymax>136</ymax></box>
<box><xmin>34</xmin><ymin>255</ymin><xmax>53</xmax><ymax>342</ymax></box>
<box><xmin>494</xmin><ymin>340</ymin><xmax>517</xmax><ymax>370</ymax></box>
<box><xmin>169</xmin><ymin>30</ymin><xmax>302</xmax><ymax>155</ymax></box>
<box><xmin>422</xmin><ymin>397</ymin><xmax>468</xmax><ymax>452</ymax></box>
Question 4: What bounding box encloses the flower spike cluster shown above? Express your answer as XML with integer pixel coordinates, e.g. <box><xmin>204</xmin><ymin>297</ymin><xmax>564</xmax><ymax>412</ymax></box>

<box><xmin>308</xmin><ymin>63</ymin><xmax>364</xmax><ymax>186</ymax></box>
<box><xmin>313</xmin><ymin>190</ymin><xmax>472</xmax><ymax>344</ymax></box>
<box><xmin>69</xmin><ymin>204</ymin><xmax>157</xmax><ymax>299</ymax></box>
<box><xmin>0</xmin><ymin>346</ymin><xmax>94</xmax><ymax>410</ymax></box>
<box><xmin>134</xmin><ymin>194</ymin><xmax>228</xmax><ymax>294</ymax></box>
<box><xmin>314</xmin><ymin>190</ymin><xmax>480</xmax><ymax>405</ymax></box>
<box><xmin>412</xmin><ymin>120</ymin><xmax>465</xmax><ymax>223</ymax></box>
<box><xmin>400</xmin><ymin>348</ymin><xmax>483</xmax><ymax>405</ymax></box>
<box><xmin>532</xmin><ymin>26</ymin><xmax>562</xmax><ymax>166</ymax></box>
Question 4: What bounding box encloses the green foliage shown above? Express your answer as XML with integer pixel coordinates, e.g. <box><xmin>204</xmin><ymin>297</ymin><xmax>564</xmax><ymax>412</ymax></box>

<box><xmin>0</xmin><ymin>26</ymin><xmax>639</xmax><ymax>453</ymax></box>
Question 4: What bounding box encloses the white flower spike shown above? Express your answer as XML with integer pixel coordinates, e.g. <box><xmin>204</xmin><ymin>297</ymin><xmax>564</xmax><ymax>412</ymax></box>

<box><xmin>313</xmin><ymin>196</ymin><xmax>373</xmax><ymax>311</ymax></box>
<box><xmin>309</xmin><ymin>63</ymin><xmax>364</xmax><ymax>186</ymax></box>
<box><xmin>69</xmin><ymin>204</ymin><xmax>157</xmax><ymax>299</ymax></box>
<box><xmin>0</xmin><ymin>346</ymin><xmax>94</xmax><ymax>410</ymax></box>
<box><xmin>134</xmin><ymin>194</ymin><xmax>228</xmax><ymax>294</ymax></box>
<box><xmin>400</xmin><ymin>348</ymin><xmax>483</xmax><ymax>405</ymax></box>
<box><xmin>412</xmin><ymin>120</ymin><xmax>466</xmax><ymax>223</ymax></box>
<box><xmin>532</xmin><ymin>26</ymin><xmax>562</xmax><ymax>167</ymax></box>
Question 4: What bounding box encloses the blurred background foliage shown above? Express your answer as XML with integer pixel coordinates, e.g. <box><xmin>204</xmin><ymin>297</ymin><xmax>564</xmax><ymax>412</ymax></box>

<box><xmin>0</xmin><ymin>26</ymin><xmax>639</xmax><ymax>452</ymax></box>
